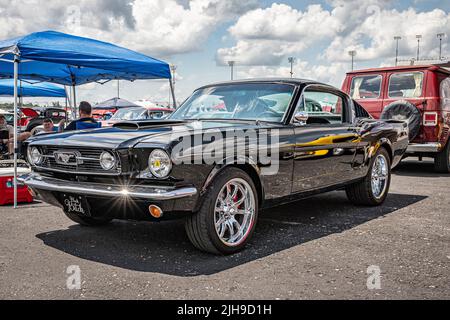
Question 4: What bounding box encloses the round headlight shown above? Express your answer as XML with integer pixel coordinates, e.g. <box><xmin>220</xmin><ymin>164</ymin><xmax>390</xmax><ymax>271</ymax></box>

<box><xmin>149</xmin><ymin>149</ymin><xmax>172</xmax><ymax>178</ymax></box>
<box><xmin>27</xmin><ymin>147</ymin><xmax>43</xmax><ymax>165</ymax></box>
<box><xmin>100</xmin><ymin>151</ymin><xmax>116</xmax><ymax>170</ymax></box>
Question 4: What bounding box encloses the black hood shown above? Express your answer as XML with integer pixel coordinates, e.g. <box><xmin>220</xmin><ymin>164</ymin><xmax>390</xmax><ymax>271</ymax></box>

<box><xmin>28</xmin><ymin>120</ymin><xmax>280</xmax><ymax>150</ymax></box>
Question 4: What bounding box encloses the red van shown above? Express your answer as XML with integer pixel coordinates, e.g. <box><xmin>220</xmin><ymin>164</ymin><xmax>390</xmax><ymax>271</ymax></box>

<box><xmin>342</xmin><ymin>64</ymin><xmax>450</xmax><ymax>173</ymax></box>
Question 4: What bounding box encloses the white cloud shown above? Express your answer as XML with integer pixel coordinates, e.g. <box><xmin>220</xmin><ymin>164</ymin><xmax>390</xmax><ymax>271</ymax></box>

<box><xmin>217</xmin><ymin>3</ymin><xmax>343</xmax><ymax>65</ymax></box>
<box><xmin>217</xmin><ymin>0</ymin><xmax>450</xmax><ymax>66</ymax></box>
<box><xmin>0</xmin><ymin>0</ymin><xmax>258</xmax><ymax>57</ymax></box>
<box><xmin>237</xmin><ymin>60</ymin><xmax>349</xmax><ymax>87</ymax></box>
<box><xmin>323</xmin><ymin>7</ymin><xmax>450</xmax><ymax>62</ymax></box>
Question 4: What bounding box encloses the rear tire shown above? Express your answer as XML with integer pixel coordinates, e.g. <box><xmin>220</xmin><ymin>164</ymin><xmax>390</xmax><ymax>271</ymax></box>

<box><xmin>64</xmin><ymin>211</ymin><xmax>113</xmax><ymax>226</ymax></box>
<box><xmin>185</xmin><ymin>167</ymin><xmax>259</xmax><ymax>255</ymax></box>
<box><xmin>346</xmin><ymin>147</ymin><xmax>391</xmax><ymax>206</ymax></box>
<box><xmin>434</xmin><ymin>141</ymin><xmax>450</xmax><ymax>173</ymax></box>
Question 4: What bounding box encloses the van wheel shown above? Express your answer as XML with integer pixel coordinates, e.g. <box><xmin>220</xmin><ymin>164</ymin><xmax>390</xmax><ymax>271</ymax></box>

<box><xmin>434</xmin><ymin>141</ymin><xmax>450</xmax><ymax>173</ymax></box>
<box><xmin>185</xmin><ymin>167</ymin><xmax>258</xmax><ymax>255</ymax></box>
<box><xmin>64</xmin><ymin>211</ymin><xmax>113</xmax><ymax>226</ymax></box>
<box><xmin>346</xmin><ymin>147</ymin><xmax>391</xmax><ymax>206</ymax></box>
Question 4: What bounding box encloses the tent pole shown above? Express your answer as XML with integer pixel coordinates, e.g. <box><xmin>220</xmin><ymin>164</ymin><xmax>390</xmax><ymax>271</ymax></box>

<box><xmin>64</xmin><ymin>85</ymin><xmax>68</xmax><ymax>121</ymax></box>
<box><xmin>72</xmin><ymin>85</ymin><xmax>77</xmax><ymax>117</ymax></box>
<box><xmin>13</xmin><ymin>55</ymin><xmax>19</xmax><ymax>209</ymax></box>
<box><xmin>169</xmin><ymin>79</ymin><xmax>177</xmax><ymax>109</ymax></box>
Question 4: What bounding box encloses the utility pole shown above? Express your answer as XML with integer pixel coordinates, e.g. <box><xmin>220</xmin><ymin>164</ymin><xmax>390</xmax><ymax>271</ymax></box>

<box><xmin>394</xmin><ymin>36</ymin><xmax>402</xmax><ymax>66</ymax></box>
<box><xmin>437</xmin><ymin>33</ymin><xmax>445</xmax><ymax>60</ymax></box>
<box><xmin>288</xmin><ymin>57</ymin><xmax>295</xmax><ymax>78</ymax></box>
<box><xmin>228</xmin><ymin>61</ymin><xmax>235</xmax><ymax>81</ymax></box>
<box><xmin>348</xmin><ymin>50</ymin><xmax>357</xmax><ymax>71</ymax></box>
<box><xmin>416</xmin><ymin>35</ymin><xmax>422</xmax><ymax>61</ymax></box>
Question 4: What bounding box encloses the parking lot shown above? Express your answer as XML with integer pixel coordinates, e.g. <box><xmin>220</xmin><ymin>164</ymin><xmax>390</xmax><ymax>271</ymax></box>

<box><xmin>0</xmin><ymin>158</ymin><xmax>449</xmax><ymax>300</ymax></box>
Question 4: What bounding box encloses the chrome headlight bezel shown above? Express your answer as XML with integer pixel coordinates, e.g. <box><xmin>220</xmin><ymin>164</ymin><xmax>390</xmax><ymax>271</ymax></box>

<box><xmin>99</xmin><ymin>151</ymin><xmax>116</xmax><ymax>171</ymax></box>
<box><xmin>148</xmin><ymin>149</ymin><xmax>172</xmax><ymax>179</ymax></box>
<box><xmin>27</xmin><ymin>146</ymin><xmax>43</xmax><ymax>165</ymax></box>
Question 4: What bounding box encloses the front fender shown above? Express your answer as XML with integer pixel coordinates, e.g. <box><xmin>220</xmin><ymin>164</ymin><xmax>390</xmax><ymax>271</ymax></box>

<box><xmin>201</xmin><ymin>156</ymin><xmax>261</xmax><ymax>195</ymax></box>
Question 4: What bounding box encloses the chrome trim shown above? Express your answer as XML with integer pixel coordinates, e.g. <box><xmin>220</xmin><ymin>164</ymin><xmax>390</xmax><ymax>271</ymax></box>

<box><xmin>18</xmin><ymin>173</ymin><xmax>198</xmax><ymax>201</ymax></box>
<box><xmin>406</xmin><ymin>143</ymin><xmax>442</xmax><ymax>153</ymax></box>
<box><xmin>33</xmin><ymin>166</ymin><xmax>121</xmax><ymax>176</ymax></box>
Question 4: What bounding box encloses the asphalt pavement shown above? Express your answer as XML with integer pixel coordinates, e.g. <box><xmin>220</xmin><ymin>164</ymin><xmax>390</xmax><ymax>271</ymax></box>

<box><xmin>0</xmin><ymin>159</ymin><xmax>449</xmax><ymax>299</ymax></box>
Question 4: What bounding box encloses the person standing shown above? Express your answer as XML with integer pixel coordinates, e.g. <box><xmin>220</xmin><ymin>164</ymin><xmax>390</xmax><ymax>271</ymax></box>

<box><xmin>63</xmin><ymin>101</ymin><xmax>100</xmax><ymax>131</ymax></box>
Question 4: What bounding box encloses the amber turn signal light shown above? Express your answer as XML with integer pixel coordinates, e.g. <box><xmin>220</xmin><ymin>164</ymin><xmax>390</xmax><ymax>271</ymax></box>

<box><xmin>149</xmin><ymin>205</ymin><xmax>163</xmax><ymax>219</ymax></box>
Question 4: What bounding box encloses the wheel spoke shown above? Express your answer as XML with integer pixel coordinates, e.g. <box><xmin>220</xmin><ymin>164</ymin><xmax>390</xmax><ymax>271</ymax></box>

<box><xmin>215</xmin><ymin>216</ymin><xmax>225</xmax><ymax>228</ymax></box>
<box><xmin>234</xmin><ymin>186</ymin><xmax>247</xmax><ymax>207</ymax></box>
<box><xmin>227</xmin><ymin>220</ymin><xmax>235</xmax><ymax>237</ymax></box>
<box><xmin>231</xmin><ymin>217</ymin><xmax>241</xmax><ymax>231</ymax></box>
<box><xmin>219</xmin><ymin>222</ymin><xmax>226</xmax><ymax>238</ymax></box>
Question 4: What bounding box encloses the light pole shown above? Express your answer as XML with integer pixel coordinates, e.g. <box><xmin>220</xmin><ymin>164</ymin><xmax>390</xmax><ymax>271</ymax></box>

<box><xmin>394</xmin><ymin>36</ymin><xmax>401</xmax><ymax>66</ymax></box>
<box><xmin>437</xmin><ymin>33</ymin><xmax>445</xmax><ymax>60</ymax></box>
<box><xmin>288</xmin><ymin>57</ymin><xmax>295</xmax><ymax>78</ymax></box>
<box><xmin>117</xmin><ymin>80</ymin><xmax>120</xmax><ymax>98</ymax></box>
<box><xmin>228</xmin><ymin>61</ymin><xmax>235</xmax><ymax>81</ymax></box>
<box><xmin>416</xmin><ymin>35</ymin><xmax>422</xmax><ymax>61</ymax></box>
<box><xmin>348</xmin><ymin>50</ymin><xmax>357</xmax><ymax>71</ymax></box>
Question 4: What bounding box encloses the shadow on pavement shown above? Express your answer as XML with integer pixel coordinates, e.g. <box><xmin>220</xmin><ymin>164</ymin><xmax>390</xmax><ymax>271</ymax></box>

<box><xmin>36</xmin><ymin>191</ymin><xmax>426</xmax><ymax>277</ymax></box>
<box><xmin>394</xmin><ymin>159</ymin><xmax>450</xmax><ymax>178</ymax></box>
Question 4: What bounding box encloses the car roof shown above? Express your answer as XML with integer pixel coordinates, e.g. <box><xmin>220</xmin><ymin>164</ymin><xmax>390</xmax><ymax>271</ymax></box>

<box><xmin>347</xmin><ymin>64</ymin><xmax>450</xmax><ymax>75</ymax></box>
<box><xmin>196</xmin><ymin>78</ymin><xmax>335</xmax><ymax>90</ymax></box>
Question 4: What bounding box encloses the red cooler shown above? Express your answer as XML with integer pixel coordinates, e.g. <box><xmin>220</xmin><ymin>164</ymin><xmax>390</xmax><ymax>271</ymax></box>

<box><xmin>0</xmin><ymin>166</ymin><xmax>33</xmax><ymax>206</ymax></box>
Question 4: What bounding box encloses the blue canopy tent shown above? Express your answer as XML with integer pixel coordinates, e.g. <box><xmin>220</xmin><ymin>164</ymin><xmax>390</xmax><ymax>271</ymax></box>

<box><xmin>0</xmin><ymin>30</ymin><xmax>174</xmax><ymax>208</ymax></box>
<box><xmin>0</xmin><ymin>79</ymin><xmax>67</xmax><ymax>97</ymax></box>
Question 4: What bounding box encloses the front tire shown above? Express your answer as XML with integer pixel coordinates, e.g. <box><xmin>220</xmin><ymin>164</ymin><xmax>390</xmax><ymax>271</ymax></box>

<box><xmin>434</xmin><ymin>141</ymin><xmax>450</xmax><ymax>173</ymax></box>
<box><xmin>64</xmin><ymin>211</ymin><xmax>113</xmax><ymax>227</ymax></box>
<box><xmin>185</xmin><ymin>167</ymin><xmax>259</xmax><ymax>255</ymax></box>
<box><xmin>346</xmin><ymin>147</ymin><xmax>391</xmax><ymax>206</ymax></box>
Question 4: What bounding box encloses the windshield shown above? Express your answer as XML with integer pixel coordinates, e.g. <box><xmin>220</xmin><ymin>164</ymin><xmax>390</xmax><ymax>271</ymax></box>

<box><xmin>3</xmin><ymin>114</ymin><xmax>13</xmax><ymax>123</ymax></box>
<box><xmin>170</xmin><ymin>83</ymin><xmax>295</xmax><ymax>122</ymax></box>
<box><xmin>110</xmin><ymin>107</ymin><xmax>146</xmax><ymax>121</ymax></box>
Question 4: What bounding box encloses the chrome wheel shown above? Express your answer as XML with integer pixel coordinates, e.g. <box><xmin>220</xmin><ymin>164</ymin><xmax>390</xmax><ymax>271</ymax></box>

<box><xmin>371</xmin><ymin>154</ymin><xmax>389</xmax><ymax>199</ymax></box>
<box><xmin>214</xmin><ymin>178</ymin><xmax>256</xmax><ymax>247</ymax></box>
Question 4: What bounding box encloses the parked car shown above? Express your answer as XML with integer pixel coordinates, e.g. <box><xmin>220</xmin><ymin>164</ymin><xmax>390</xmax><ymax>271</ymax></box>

<box><xmin>22</xmin><ymin>107</ymin><xmax>66</xmax><ymax>132</ymax></box>
<box><xmin>20</xmin><ymin>79</ymin><xmax>408</xmax><ymax>254</ymax></box>
<box><xmin>342</xmin><ymin>64</ymin><xmax>450</xmax><ymax>173</ymax></box>
<box><xmin>0</xmin><ymin>111</ymin><xmax>14</xmax><ymax>126</ymax></box>
<box><xmin>101</xmin><ymin>106</ymin><xmax>174</xmax><ymax>127</ymax></box>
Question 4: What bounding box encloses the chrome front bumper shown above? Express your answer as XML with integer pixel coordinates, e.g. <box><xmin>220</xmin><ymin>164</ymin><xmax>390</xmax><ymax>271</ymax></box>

<box><xmin>18</xmin><ymin>173</ymin><xmax>198</xmax><ymax>201</ymax></box>
<box><xmin>406</xmin><ymin>143</ymin><xmax>442</xmax><ymax>154</ymax></box>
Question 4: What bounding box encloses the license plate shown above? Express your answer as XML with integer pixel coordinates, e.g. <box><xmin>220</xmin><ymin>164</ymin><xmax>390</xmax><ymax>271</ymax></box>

<box><xmin>61</xmin><ymin>194</ymin><xmax>91</xmax><ymax>217</ymax></box>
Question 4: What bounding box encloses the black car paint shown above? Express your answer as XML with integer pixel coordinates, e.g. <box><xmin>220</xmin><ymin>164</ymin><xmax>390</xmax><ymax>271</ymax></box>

<box><xmin>25</xmin><ymin>79</ymin><xmax>409</xmax><ymax>220</ymax></box>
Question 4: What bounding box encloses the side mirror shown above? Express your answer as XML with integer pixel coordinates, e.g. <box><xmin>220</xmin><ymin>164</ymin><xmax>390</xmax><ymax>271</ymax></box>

<box><xmin>294</xmin><ymin>111</ymin><xmax>309</xmax><ymax>124</ymax></box>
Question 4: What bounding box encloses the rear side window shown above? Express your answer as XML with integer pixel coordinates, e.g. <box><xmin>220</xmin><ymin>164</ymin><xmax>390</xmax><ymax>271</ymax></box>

<box><xmin>299</xmin><ymin>90</ymin><xmax>345</xmax><ymax>124</ymax></box>
<box><xmin>353</xmin><ymin>101</ymin><xmax>371</xmax><ymax>119</ymax></box>
<box><xmin>389</xmin><ymin>72</ymin><xmax>424</xmax><ymax>98</ymax></box>
<box><xmin>440</xmin><ymin>77</ymin><xmax>450</xmax><ymax>110</ymax></box>
<box><xmin>350</xmin><ymin>75</ymin><xmax>382</xmax><ymax>99</ymax></box>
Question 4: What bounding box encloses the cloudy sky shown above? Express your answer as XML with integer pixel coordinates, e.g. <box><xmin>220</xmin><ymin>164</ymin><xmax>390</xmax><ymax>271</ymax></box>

<box><xmin>0</xmin><ymin>0</ymin><xmax>449</xmax><ymax>106</ymax></box>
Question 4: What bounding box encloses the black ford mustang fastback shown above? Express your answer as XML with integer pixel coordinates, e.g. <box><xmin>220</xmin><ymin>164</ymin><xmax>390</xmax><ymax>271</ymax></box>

<box><xmin>21</xmin><ymin>79</ymin><xmax>409</xmax><ymax>254</ymax></box>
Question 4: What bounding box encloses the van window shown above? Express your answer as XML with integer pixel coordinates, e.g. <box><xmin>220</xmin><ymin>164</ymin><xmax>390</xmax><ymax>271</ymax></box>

<box><xmin>389</xmin><ymin>72</ymin><xmax>424</xmax><ymax>98</ymax></box>
<box><xmin>350</xmin><ymin>75</ymin><xmax>382</xmax><ymax>99</ymax></box>
<box><xmin>441</xmin><ymin>77</ymin><xmax>450</xmax><ymax>110</ymax></box>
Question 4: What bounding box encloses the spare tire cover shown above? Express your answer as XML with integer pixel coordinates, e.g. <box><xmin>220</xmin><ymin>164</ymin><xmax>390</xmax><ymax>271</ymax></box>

<box><xmin>380</xmin><ymin>100</ymin><xmax>421</xmax><ymax>141</ymax></box>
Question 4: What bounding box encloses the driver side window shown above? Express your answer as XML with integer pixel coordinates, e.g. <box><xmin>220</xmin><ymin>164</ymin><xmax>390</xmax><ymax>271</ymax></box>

<box><xmin>297</xmin><ymin>90</ymin><xmax>345</xmax><ymax>125</ymax></box>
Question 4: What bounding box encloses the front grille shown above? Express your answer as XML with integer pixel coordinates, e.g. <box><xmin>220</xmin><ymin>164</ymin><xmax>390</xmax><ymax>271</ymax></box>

<box><xmin>35</xmin><ymin>146</ymin><xmax>121</xmax><ymax>175</ymax></box>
